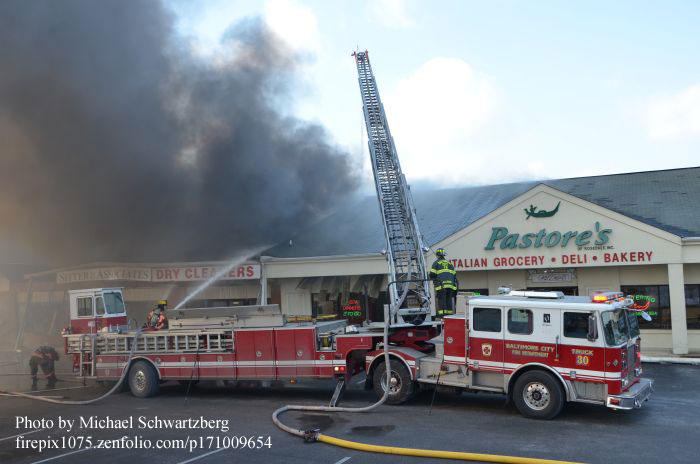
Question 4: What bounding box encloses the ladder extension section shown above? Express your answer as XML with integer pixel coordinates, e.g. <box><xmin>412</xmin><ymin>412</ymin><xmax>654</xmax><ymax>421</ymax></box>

<box><xmin>66</xmin><ymin>330</ymin><xmax>234</xmax><ymax>355</ymax></box>
<box><xmin>352</xmin><ymin>50</ymin><xmax>431</xmax><ymax>324</ymax></box>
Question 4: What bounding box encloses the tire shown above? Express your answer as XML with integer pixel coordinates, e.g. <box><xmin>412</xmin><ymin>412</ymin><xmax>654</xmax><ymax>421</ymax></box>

<box><xmin>372</xmin><ymin>359</ymin><xmax>415</xmax><ymax>405</ymax></box>
<box><xmin>128</xmin><ymin>360</ymin><xmax>160</xmax><ymax>398</ymax></box>
<box><xmin>512</xmin><ymin>370</ymin><xmax>565</xmax><ymax>420</ymax></box>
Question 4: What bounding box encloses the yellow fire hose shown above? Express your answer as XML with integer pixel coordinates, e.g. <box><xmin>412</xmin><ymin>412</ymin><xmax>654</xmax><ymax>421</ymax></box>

<box><xmin>271</xmin><ymin>308</ymin><xmax>583</xmax><ymax>464</ymax></box>
<box><xmin>316</xmin><ymin>434</ymin><xmax>582</xmax><ymax>463</ymax></box>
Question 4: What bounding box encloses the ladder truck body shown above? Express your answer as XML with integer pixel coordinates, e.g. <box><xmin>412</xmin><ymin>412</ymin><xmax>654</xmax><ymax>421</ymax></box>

<box><xmin>353</xmin><ymin>50</ymin><xmax>432</xmax><ymax>327</ymax></box>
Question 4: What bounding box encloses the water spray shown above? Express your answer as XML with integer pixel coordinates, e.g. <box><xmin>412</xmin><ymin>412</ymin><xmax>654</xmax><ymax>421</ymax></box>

<box><xmin>174</xmin><ymin>245</ymin><xmax>270</xmax><ymax>310</ymax></box>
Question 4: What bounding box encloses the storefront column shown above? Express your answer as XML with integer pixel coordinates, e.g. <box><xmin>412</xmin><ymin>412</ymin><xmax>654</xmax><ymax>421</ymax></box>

<box><xmin>668</xmin><ymin>263</ymin><xmax>688</xmax><ymax>355</ymax></box>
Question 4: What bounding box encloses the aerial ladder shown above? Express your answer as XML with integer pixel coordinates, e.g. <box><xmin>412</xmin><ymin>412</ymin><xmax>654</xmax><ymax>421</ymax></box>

<box><xmin>352</xmin><ymin>50</ymin><xmax>432</xmax><ymax>327</ymax></box>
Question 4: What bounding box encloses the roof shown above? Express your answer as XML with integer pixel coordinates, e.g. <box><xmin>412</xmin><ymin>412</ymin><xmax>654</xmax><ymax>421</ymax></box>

<box><xmin>265</xmin><ymin>166</ymin><xmax>700</xmax><ymax>258</ymax></box>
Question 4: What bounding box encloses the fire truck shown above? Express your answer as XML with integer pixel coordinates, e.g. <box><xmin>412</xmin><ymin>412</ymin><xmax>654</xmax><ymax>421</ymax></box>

<box><xmin>62</xmin><ymin>287</ymin><xmax>652</xmax><ymax>419</ymax></box>
<box><xmin>61</xmin><ymin>50</ymin><xmax>652</xmax><ymax>419</ymax></box>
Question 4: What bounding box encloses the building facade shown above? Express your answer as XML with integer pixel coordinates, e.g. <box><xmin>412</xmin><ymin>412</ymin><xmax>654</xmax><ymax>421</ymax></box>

<box><xmin>3</xmin><ymin>168</ymin><xmax>699</xmax><ymax>355</ymax></box>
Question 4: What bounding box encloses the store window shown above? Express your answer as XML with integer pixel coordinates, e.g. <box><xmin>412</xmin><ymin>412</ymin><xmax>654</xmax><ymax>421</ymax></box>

<box><xmin>686</xmin><ymin>284</ymin><xmax>700</xmax><ymax>330</ymax></box>
<box><xmin>620</xmin><ymin>285</ymin><xmax>671</xmax><ymax>329</ymax></box>
<box><xmin>311</xmin><ymin>292</ymin><xmax>339</xmax><ymax>319</ymax></box>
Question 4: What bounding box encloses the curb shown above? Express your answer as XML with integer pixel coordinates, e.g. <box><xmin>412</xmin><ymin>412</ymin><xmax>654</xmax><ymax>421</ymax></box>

<box><xmin>641</xmin><ymin>356</ymin><xmax>700</xmax><ymax>365</ymax></box>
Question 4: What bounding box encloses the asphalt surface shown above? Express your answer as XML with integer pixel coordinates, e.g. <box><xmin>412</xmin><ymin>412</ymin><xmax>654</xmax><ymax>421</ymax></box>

<box><xmin>0</xmin><ymin>363</ymin><xmax>698</xmax><ymax>464</ymax></box>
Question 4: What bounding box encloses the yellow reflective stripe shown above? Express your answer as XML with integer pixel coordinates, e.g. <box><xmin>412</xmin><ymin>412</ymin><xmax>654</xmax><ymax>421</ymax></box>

<box><xmin>435</xmin><ymin>268</ymin><xmax>456</xmax><ymax>275</ymax></box>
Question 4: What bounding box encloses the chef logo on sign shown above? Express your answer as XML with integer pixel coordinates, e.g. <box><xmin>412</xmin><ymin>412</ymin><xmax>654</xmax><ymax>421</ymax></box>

<box><xmin>482</xmin><ymin>343</ymin><xmax>493</xmax><ymax>357</ymax></box>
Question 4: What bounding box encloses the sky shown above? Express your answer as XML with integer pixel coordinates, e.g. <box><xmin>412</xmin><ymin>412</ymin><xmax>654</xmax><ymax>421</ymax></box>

<box><xmin>174</xmin><ymin>0</ymin><xmax>700</xmax><ymax>188</ymax></box>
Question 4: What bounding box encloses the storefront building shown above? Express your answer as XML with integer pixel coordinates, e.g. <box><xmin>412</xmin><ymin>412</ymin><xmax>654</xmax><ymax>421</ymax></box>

<box><xmin>4</xmin><ymin>168</ymin><xmax>699</xmax><ymax>355</ymax></box>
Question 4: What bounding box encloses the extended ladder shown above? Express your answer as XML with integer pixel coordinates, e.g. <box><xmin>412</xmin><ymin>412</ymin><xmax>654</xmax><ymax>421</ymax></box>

<box><xmin>352</xmin><ymin>50</ymin><xmax>431</xmax><ymax>326</ymax></box>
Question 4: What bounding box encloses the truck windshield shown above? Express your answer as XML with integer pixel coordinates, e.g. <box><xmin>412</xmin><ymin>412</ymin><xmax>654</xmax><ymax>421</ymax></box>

<box><xmin>627</xmin><ymin>310</ymin><xmax>640</xmax><ymax>338</ymax></box>
<box><xmin>103</xmin><ymin>291</ymin><xmax>125</xmax><ymax>315</ymax></box>
<box><xmin>601</xmin><ymin>308</ymin><xmax>630</xmax><ymax>346</ymax></box>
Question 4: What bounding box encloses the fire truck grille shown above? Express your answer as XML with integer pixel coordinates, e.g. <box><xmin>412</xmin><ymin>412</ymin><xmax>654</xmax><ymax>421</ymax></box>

<box><xmin>625</xmin><ymin>343</ymin><xmax>637</xmax><ymax>387</ymax></box>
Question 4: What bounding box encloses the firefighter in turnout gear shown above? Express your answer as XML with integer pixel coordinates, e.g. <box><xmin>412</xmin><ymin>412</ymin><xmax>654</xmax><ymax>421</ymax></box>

<box><xmin>29</xmin><ymin>346</ymin><xmax>59</xmax><ymax>389</ymax></box>
<box><xmin>429</xmin><ymin>248</ymin><xmax>458</xmax><ymax>317</ymax></box>
<box><xmin>146</xmin><ymin>299</ymin><xmax>169</xmax><ymax>330</ymax></box>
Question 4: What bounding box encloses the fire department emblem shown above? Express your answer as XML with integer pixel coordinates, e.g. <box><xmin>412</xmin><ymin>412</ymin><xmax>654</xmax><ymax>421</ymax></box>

<box><xmin>482</xmin><ymin>343</ymin><xmax>493</xmax><ymax>357</ymax></box>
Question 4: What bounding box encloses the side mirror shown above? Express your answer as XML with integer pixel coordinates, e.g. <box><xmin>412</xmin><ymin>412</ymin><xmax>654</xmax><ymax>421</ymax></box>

<box><xmin>587</xmin><ymin>313</ymin><xmax>598</xmax><ymax>341</ymax></box>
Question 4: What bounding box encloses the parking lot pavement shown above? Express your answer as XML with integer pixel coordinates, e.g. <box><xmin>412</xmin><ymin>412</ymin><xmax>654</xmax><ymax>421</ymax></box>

<box><xmin>1</xmin><ymin>363</ymin><xmax>698</xmax><ymax>464</ymax></box>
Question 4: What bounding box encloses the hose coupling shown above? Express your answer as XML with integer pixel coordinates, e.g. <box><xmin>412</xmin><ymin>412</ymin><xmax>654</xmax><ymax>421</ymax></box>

<box><xmin>303</xmin><ymin>428</ymin><xmax>320</xmax><ymax>443</ymax></box>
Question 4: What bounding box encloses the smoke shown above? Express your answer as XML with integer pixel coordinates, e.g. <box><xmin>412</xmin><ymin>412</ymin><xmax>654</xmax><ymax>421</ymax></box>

<box><xmin>0</xmin><ymin>1</ymin><xmax>359</xmax><ymax>267</ymax></box>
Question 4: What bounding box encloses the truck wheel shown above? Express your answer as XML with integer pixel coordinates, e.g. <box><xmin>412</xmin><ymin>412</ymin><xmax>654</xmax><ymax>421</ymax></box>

<box><xmin>128</xmin><ymin>361</ymin><xmax>159</xmax><ymax>398</ymax></box>
<box><xmin>512</xmin><ymin>370</ymin><xmax>564</xmax><ymax>420</ymax></box>
<box><xmin>373</xmin><ymin>359</ymin><xmax>415</xmax><ymax>404</ymax></box>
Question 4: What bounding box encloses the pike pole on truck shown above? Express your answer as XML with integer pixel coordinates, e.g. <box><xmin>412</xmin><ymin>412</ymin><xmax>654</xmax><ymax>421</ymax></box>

<box><xmin>62</xmin><ymin>50</ymin><xmax>653</xmax><ymax>419</ymax></box>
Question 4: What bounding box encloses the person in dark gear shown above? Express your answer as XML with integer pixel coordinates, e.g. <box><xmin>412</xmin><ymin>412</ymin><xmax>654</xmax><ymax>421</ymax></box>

<box><xmin>146</xmin><ymin>299</ymin><xmax>169</xmax><ymax>330</ymax></box>
<box><xmin>29</xmin><ymin>346</ymin><xmax>59</xmax><ymax>389</ymax></box>
<box><xmin>429</xmin><ymin>248</ymin><xmax>459</xmax><ymax>318</ymax></box>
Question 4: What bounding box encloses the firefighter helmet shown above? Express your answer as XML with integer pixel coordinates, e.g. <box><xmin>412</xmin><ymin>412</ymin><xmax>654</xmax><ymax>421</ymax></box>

<box><xmin>436</xmin><ymin>248</ymin><xmax>446</xmax><ymax>258</ymax></box>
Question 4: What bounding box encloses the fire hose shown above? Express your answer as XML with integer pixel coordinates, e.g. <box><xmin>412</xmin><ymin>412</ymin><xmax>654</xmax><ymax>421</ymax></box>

<box><xmin>0</xmin><ymin>330</ymin><xmax>142</xmax><ymax>405</ymax></box>
<box><xmin>271</xmin><ymin>313</ymin><xmax>581</xmax><ymax>464</ymax></box>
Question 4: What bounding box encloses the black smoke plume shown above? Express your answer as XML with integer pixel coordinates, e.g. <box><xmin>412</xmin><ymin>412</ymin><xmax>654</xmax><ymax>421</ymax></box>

<box><xmin>0</xmin><ymin>1</ymin><xmax>359</xmax><ymax>267</ymax></box>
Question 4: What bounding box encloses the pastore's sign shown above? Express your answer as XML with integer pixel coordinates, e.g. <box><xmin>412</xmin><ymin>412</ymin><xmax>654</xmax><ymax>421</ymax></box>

<box><xmin>485</xmin><ymin>221</ymin><xmax>613</xmax><ymax>250</ymax></box>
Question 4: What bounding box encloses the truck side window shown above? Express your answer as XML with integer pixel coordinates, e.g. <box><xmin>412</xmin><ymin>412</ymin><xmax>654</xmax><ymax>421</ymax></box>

<box><xmin>564</xmin><ymin>312</ymin><xmax>589</xmax><ymax>338</ymax></box>
<box><xmin>77</xmin><ymin>297</ymin><xmax>93</xmax><ymax>317</ymax></box>
<box><xmin>95</xmin><ymin>297</ymin><xmax>105</xmax><ymax>316</ymax></box>
<box><xmin>508</xmin><ymin>308</ymin><xmax>533</xmax><ymax>335</ymax></box>
<box><xmin>473</xmin><ymin>307</ymin><xmax>501</xmax><ymax>332</ymax></box>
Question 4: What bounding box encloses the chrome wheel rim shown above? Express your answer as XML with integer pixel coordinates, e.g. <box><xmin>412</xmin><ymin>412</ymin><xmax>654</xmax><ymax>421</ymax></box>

<box><xmin>134</xmin><ymin>370</ymin><xmax>146</xmax><ymax>391</ymax></box>
<box><xmin>380</xmin><ymin>370</ymin><xmax>401</xmax><ymax>394</ymax></box>
<box><xmin>523</xmin><ymin>382</ymin><xmax>550</xmax><ymax>410</ymax></box>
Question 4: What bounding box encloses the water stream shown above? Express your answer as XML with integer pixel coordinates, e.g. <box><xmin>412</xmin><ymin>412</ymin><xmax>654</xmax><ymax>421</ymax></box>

<box><xmin>173</xmin><ymin>245</ymin><xmax>269</xmax><ymax>310</ymax></box>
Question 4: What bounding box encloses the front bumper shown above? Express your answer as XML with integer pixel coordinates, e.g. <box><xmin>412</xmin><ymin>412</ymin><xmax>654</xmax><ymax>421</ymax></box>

<box><xmin>606</xmin><ymin>378</ymin><xmax>654</xmax><ymax>410</ymax></box>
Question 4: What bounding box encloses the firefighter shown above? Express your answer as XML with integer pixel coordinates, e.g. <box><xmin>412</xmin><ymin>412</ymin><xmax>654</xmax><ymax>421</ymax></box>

<box><xmin>29</xmin><ymin>346</ymin><xmax>59</xmax><ymax>389</ymax></box>
<box><xmin>146</xmin><ymin>299</ymin><xmax>169</xmax><ymax>330</ymax></box>
<box><xmin>429</xmin><ymin>248</ymin><xmax>458</xmax><ymax>318</ymax></box>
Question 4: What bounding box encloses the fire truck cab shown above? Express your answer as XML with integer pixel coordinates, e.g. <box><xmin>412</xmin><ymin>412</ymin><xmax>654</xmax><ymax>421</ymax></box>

<box><xmin>383</xmin><ymin>290</ymin><xmax>654</xmax><ymax>419</ymax></box>
<box><xmin>66</xmin><ymin>288</ymin><xmax>128</xmax><ymax>335</ymax></box>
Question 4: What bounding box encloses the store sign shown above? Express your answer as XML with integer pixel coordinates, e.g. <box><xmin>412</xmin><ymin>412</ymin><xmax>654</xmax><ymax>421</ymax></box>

<box><xmin>342</xmin><ymin>298</ymin><xmax>363</xmax><ymax>318</ymax></box>
<box><xmin>57</xmin><ymin>264</ymin><xmax>260</xmax><ymax>284</ymax></box>
<box><xmin>524</xmin><ymin>202</ymin><xmax>560</xmax><ymax>219</ymax></box>
<box><xmin>484</xmin><ymin>221</ymin><xmax>612</xmax><ymax>250</ymax></box>
<box><xmin>529</xmin><ymin>271</ymin><xmax>574</xmax><ymax>283</ymax></box>
<box><xmin>57</xmin><ymin>267</ymin><xmax>152</xmax><ymax>284</ymax></box>
<box><xmin>151</xmin><ymin>265</ymin><xmax>260</xmax><ymax>282</ymax></box>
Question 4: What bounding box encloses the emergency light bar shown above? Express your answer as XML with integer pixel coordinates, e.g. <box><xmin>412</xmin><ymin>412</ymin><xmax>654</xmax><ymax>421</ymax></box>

<box><xmin>506</xmin><ymin>290</ymin><xmax>565</xmax><ymax>299</ymax></box>
<box><xmin>591</xmin><ymin>292</ymin><xmax>625</xmax><ymax>303</ymax></box>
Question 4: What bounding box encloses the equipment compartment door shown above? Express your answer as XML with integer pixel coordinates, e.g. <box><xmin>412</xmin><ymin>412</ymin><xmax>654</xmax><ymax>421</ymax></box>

<box><xmin>274</xmin><ymin>330</ymin><xmax>296</xmax><ymax>378</ymax></box>
<box><xmin>294</xmin><ymin>329</ymin><xmax>315</xmax><ymax>377</ymax></box>
<box><xmin>235</xmin><ymin>331</ymin><xmax>256</xmax><ymax>378</ymax></box>
<box><xmin>254</xmin><ymin>330</ymin><xmax>275</xmax><ymax>378</ymax></box>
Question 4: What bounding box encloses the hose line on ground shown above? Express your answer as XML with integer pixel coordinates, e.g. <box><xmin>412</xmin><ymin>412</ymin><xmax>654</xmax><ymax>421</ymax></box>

<box><xmin>271</xmin><ymin>313</ymin><xmax>583</xmax><ymax>464</ymax></box>
<box><xmin>0</xmin><ymin>330</ymin><xmax>142</xmax><ymax>405</ymax></box>
<box><xmin>272</xmin><ymin>306</ymin><xmax>393</xmax><ymax>439</ymax></box>
<box><xmin>316</xmin><ymin>435</ymin><xmax>582</xmax><ymax>464</ymax></box>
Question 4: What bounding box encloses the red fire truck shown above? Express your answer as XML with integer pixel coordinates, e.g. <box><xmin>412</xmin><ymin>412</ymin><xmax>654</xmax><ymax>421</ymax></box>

<box><xmin>63</xmin><ymin>287</ymin><xmax>652</xmax><ymax>419</ymax></box>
